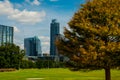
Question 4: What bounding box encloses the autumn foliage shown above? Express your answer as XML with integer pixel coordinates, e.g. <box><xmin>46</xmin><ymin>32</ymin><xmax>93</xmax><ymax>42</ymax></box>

<box><xmin>56</xmin><ymin>0</ymin><xmax>120</xmax><ymax>80</ymax></box>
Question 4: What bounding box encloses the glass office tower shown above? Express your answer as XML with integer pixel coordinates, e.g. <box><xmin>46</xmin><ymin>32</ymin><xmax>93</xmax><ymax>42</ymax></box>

<box><xmin>0</xmin><ymin>25</ymin><xmax>14</xmax><ymax>46</ymax></box>
<box><xmin>50</xmin><ymin>19</ymin><xmax>60</xmax><ymax>57</ymax></box>
<box><xmin>24</xmin><ymin>36</ymin><xmax>42</xmax><ymax>57</ymax></box>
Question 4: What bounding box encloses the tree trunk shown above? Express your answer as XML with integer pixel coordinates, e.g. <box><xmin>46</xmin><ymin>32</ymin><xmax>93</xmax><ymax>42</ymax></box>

<box><xmin>105</xmin><ymin>67</ymin><xmax>111</xmax><ymax>80</ymax></box>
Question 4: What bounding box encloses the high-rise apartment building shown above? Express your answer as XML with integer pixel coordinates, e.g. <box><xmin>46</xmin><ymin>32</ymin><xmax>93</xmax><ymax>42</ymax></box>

<box><xmin>50</xmin><ymin>19</ymin><xmax>60</xmax><ymax>57</ymax></box>
<box><xmin>0</xmin><ymin>25</ymin><xmax>14</xmax><ymax>46</ymax></box>
<box><xmin>86</xmin><ymin>0</ymin><xmax>92</xmax><ymax>2</ymax></box>
<box><xmin>24</xmin><ymin>36</ymin><xmax>42</xmax><ymax>57</ymax></box>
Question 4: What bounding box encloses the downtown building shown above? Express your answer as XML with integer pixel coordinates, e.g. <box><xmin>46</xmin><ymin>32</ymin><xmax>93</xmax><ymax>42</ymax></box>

<box><xmin>86</xmin><ymin>0</ymin><xmax>92</xmax><ymax>2</ymax></box>
<box><xmin>0</xmin><ymin>24</ymin><xmax>14</xmax><ymax>46</ymax></box>
<box><xmin>50</xmin><ymin>19</ymin><xmax>66</xmax><ymax>62</ymax></box>
<box><xmin>24</xmin><ymin>36</ymin><xmax>42</xmax><ymax>59</ymax></box>
<box><xmin>50</xmin><ymin>19</ymin><xmax>60</xmax><ymax>57</ymax></box>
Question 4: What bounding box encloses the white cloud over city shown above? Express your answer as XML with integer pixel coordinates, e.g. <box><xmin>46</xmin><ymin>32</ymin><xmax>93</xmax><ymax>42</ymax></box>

<box><xmin>38</xmin><ymin>36</ymin><xmax>50</xmax><ymax>46</ymax></box>
<box><xmin>38</xmin><ymin>36</ymin><xmax>50</xmax><ymax>53</ymax></box>
<box><xmin>14</xmin><ymin>26</ymin><xmax>20</xmax><ymax>33</ymax></box>
<box><xmin>25</xmin><ymin>0</ymin><xmax>41</xmax><ymax>6</ymax></box>
<box><xmin>0</xmin><ymin>0</ymin><xmax>46</xmax><ymax>24</ymax></box>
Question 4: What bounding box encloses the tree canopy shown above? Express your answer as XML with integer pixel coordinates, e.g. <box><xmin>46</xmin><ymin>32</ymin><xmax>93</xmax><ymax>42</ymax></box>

<box><xmin>0</xmin><ymin>44</ymin><xmax>24</xmax><ymax>69</ymax></box>
<box><xmin>56</xmin><ymin>0</ymin><xmax>120</xmax><ymax>80</ymax></box>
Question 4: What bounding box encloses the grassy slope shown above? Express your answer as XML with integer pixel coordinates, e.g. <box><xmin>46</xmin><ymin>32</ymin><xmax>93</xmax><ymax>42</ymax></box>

<box><xmin>0</xmin><ymin>68</ymin><xmax>120</xmax><ymax>80</ymax></box>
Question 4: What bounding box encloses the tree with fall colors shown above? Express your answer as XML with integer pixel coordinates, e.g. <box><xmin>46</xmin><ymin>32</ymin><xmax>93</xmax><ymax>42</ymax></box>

<box><xmin>56</xmin><ymin>0</ymin><xmax>120</xmax><ymax>80</ymax></box>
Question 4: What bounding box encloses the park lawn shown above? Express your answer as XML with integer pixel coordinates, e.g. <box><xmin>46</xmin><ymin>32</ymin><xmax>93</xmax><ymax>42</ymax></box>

<box><xmin>0</xmin><ymin>68</ymin><xmax>120</xmax><ymax>80</ymax></box>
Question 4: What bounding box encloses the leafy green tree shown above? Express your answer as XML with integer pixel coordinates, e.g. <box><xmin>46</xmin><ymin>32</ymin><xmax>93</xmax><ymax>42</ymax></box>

<box><xmin>56</xmin><ymin>0</ymin><xmax>120</xmax><ymax>80</ymax></box>
<box><xmin>28</xmin><ymin>60</ymin><xmax>36</xmax><ymax>68</ymax></box>
<box><xmin>0</xmin><ymin>44</ymin><xmax>25</xmax><ymax>69</ymax></box>
<box><xmin>20</xmin><ymin>60</ymin><xmax>36</xmax><ymax>69</ymax></box>
<box><xmin>20</xmin><ymin>60</ymin><xmax>29</xmax><ymax>69</ymax></box>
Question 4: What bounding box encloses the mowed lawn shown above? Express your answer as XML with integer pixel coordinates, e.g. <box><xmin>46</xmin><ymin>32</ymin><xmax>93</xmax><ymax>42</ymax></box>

<box><xmin>0</xmin><ymin>68</ymin><xmax>120</xmax><ymax>80</ymax></box>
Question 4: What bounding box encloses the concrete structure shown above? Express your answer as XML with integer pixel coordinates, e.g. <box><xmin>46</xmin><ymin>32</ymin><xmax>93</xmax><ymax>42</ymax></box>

<box><xmin>24</xmin><ymin>36</ymin><xmax>42</xmax><ymax>58</ymax></box>
<box><xmin>0</xmin><ymin>25</ymin><xmax>14</xmax><ymax>46</ymax></box>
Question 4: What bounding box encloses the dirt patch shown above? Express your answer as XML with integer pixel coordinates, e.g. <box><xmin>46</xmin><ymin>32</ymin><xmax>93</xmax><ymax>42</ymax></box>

<box><xmin>0</xmin><ymin>68</ymin><xmax>16</xmax><ymax>72</ymax></box>
<box><xmin>27</xmin><ymin>78</ymin><xmax>44</xmax><ymax>80</ymax></box>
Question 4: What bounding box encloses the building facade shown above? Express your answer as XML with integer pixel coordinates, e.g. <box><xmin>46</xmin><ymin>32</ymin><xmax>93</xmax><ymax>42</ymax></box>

<box><xmin>24</xmin><ymin>36</ymin><xmax>42</xmax><ymax>58</ymax></box>
<box><xmin>50</xmin><ymin>19</ymin><xmax>60</xmax><ymax>57</ymax></box>
<box><xmin>0</xmin><ymin>25</ymin><xmax>14</xmax><ymax>46</ymax></box>
<box><xmin>86</xmin><ymin>0</ymin><xmax>92</xmax><ymax>2</ymax></box>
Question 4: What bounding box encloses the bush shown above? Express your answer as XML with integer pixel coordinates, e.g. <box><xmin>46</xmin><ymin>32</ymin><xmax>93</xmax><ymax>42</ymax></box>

<box><xmin>20</xmin><ymin>60</ymin><xmax>36</xmax><ymax>69</ymax></box>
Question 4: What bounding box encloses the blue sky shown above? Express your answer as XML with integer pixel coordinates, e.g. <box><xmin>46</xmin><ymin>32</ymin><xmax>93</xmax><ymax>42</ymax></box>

<box><xmin>0</xmin><ymin>0</ymin><xmax>85</xmax><ymax>53</ymax></box>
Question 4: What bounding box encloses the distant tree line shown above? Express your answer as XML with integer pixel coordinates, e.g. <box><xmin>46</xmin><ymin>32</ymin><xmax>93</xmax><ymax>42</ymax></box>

<box><xmin>0</xmin><ymin>43</ymin><xmax>65</xmax><ymax>70</ymax></box>
<box><xmin>20</xmin><ymin>59</ymin><xmax>65</xmax><ymax>69</ymax></box>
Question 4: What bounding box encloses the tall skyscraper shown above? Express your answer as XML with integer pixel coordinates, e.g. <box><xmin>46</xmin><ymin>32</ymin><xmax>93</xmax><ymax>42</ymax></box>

<box><xmin>0</xmin><ymin>25</ymin><xmax>14</xmax><ymax>46</ymax></box>
<box><xmin>50</xmin><ymin>19</ymin><xmax>60</xmax><ymax>57</ymax></box>
<box><xmin>24</xmin><ymin>36</ymin><xmax>42</xmax><ymax>57</ymax></box>
<box><xmin>86</xmin><ymin>0</ymin><xmax>92</xmax><ymax>2</ymax></box>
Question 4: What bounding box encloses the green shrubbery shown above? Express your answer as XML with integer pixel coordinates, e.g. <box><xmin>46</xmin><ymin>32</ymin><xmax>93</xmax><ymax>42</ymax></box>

<box><xmin>0</xmin><ymin>44</ymin><xmax>65</xmax><ymax>70</ymax></box>
<box><xmin>20</xmin><ymin>59</ymin><xmax>65</xmax><ymax>69</ymax></box>
<box><xmin>0</xmin><ymin>44</ymin><xmax>24</xmax><ymax>70</ymax></box>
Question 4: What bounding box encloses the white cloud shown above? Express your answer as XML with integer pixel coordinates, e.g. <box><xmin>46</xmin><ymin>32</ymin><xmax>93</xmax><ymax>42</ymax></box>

<box><xmin>0</xmin><ymin>0</ymin><xmax>14</xmax><ymax>15</ymax></box>
<box><xmin>50</xmin><ymin>0</ymin><xmax>59</xmax><ymax>2</ymax></box>
<box><xmin>0</xmin><ymin>0</ymin><xmax>46</xmax><ymax>24</ymax></box>
<box><xmin>33</xmin><ymin>0</ymin><xmax>41</xmax><ymax>6</ymax></box>
<box><xmin>20</xmin><ymin>44</ymin><xmax>24</xmax><ymax>49</ymax></box>
<box><xmin>38</xmin><ymin>36</ymin><xmax>50</xmax><ymax>46</ymax></box>
<box><xmin>14</xmin><ymin>38</ymin><xmax>24</xmax><ymax>49</ymax></box>
<box><xmin>38</xmin><ymin>36</ymin><xmax>49</xmax><ymax>42</ymax></box>
<box><xmin>13</xmin><ymin>26</ymin><xmax>20</xmax><ymax>33</ymax></box>
<box><xmin>25</xmin><ymin>0</ymin><xmax>41</xmax><ymax>6</ymax></box>
<box><xmin>43</xmin><ymin>42</ymin><xmax>49</xmax><ymax>45</ymax></box>
<box><xmin>8</xmin><ymin>10</ymin><xmax>46</xmax><ymax>24</ymax></box>
<box><xmin>38</xmin><ymin>36</ymin><xmax>50</xmax><ymax>53</ymax></box>
<box><xmin>42</xmin><ymin>46</ymin><xmax>49</xmax><ymax>54</ymax></box>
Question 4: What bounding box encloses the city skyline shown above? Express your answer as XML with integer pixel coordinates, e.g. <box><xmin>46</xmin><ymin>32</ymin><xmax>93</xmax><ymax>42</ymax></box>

<box><xmin>0</xmin><ymin>0</ymin><xmax>85</xmax><ymax>53</ymax></box>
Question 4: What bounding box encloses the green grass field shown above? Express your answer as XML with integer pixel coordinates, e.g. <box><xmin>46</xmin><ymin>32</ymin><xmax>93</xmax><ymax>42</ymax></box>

<box><xmin>0</xmin><ymin>68</ymin><xmax>120</xmax><ymax>80</ymax></box>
